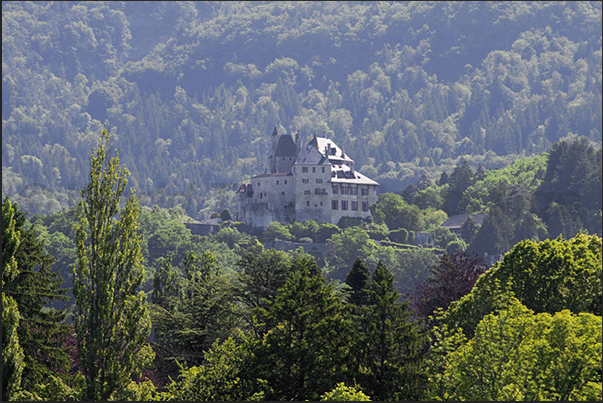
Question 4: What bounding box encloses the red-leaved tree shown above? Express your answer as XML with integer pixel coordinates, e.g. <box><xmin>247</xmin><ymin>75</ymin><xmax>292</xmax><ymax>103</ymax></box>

<box><xmin>409</xmin><ymin>252</ymin><xmax>487</xmax><ymax>325</ymax></box>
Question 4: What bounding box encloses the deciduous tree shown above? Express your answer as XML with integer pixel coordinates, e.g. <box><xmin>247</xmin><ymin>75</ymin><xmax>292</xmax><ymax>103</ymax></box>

<box><xmin>443</xmin><ymin>233</ymin><xmax>602</xmax><ymax>338</ymax></box>
<box><xmin>437</xmin><ymin>297</ymin><xmax>602</xmax><ymax>401</ymax></box>
<box><xmin>2</xmin><ymin>197</ymin><xmax>25</xmax><ymax>401</ymax></box>
<box><xmin>410</xmin><ymin>252</ymin><xmax>487</xmax><ymax>324</ymax></box>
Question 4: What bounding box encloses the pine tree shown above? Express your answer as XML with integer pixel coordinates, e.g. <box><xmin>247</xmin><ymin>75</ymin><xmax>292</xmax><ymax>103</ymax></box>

<box><xmin>460</xmin><ymin>215</ymin><xmax>479</xmax><ymax>244</ymax></box>
<box><xmin>468</xmin><ymin>206</ymin><xmax>513</xmax><ymax>256</ymax></box>
<box><xmin>344</xmin><ymin>257</ymin><xmax>371</xmax><ymax>307</ymax></box>
<box><xmin>358</xmin><ymin>261</ymin><xmax>427</xmax><ymax>401</ymax></box>
<box><xmin>443</xmin><ymin>159</ymin><xmax>475</xmax><ymax>215</ymax></box>
<box><xmin>252</xmin><ymin>256</ymin><xmax>356</xmax><ymax>401</ymax></box>
<box><xmin>4</xmin><ymin>201</ymin><xmax>72</xmax><ymax>392</ymax></box>
<box><xmin>73</xmin><ymin>128</ymin><xmax>154</xmax><ymax>400</ymax></box>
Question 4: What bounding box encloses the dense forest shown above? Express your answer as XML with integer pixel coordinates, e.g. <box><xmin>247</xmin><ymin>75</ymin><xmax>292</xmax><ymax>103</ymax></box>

<box><xmin>2</xmin><ymin>1</ymin><xmax>602</xmax><ymax>401</ymax></box>
<box><xmin>2</xmin><ymin>1</ymin><xmax>602</xmax><ymax>218</ymax></box>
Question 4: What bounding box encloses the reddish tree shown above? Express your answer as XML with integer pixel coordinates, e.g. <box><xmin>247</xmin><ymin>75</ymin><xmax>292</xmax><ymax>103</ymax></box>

<box><xmin>409</xmin><ymin>252</ymin><xmax>487</xmax><ymax>324</ymax></box>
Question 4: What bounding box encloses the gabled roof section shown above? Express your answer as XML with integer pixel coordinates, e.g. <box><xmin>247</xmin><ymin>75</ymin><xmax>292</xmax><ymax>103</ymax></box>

<box><xmin>295</xmin><ymin>142</ymin><xmax>329</xmax><ymax>165</ymax></box>
<box><xmin>329</xmin><ymin>164</ymin><xmax>380</xmax><ymax>185</ymax></box>
<box><xmin>275</xmin><ymin>134</ymin><xmax>297</xmax><ymax>157</ymax></box>
<box><xmin>295</xmin><ymin>136</ymin><xmax>353</xmax><ymax>165</ymax></box>
<box><xmin>314</xmin><ymin>137</ymin><xmax>354</xmax><ymax>164</ymax></box>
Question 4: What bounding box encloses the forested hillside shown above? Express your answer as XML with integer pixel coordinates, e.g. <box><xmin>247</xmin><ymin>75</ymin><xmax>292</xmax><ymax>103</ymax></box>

<box><xmin>3</xmin><ymin>1</ymin><xmax>602</xmax><ymax>218</ymax></box>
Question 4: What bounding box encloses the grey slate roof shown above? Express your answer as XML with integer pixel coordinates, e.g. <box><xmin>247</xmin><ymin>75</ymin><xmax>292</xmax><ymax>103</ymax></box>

<box><xmin>274</xmin><ymin>135</ymin><xmax>297</xmax><ymax>157</ymax></box>
<box><xmin>295</xmin><ymin>143</ymin><xmax>329</xmax><ymax>165</ymax></box>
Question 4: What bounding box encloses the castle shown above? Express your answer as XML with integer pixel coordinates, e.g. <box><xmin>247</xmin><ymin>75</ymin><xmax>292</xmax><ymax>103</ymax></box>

<box><xmin>236</xmin><ymin>127</ymin><xmax>379</xmax><ymax>229</ymax></box>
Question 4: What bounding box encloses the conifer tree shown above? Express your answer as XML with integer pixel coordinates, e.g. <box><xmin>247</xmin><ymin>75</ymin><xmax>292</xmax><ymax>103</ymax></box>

<box><xmin>460</xmin><ymin>215</ymin><xmax>479</xmax><ymax>244</ymax></box>
<box><xmin>4</xmin><ymin>200</ymin><xmax>71</xmax><ymax>391</ymax></box>
<box><xmin>467</xmin><ymin>206</ymin><xmax>513</xmax><ymax>256</ymax></box>
<box><xmin>344</xmin><ymin>257</ymin><xmax>371</xmax><ymax>307</ymax></box>
<box><xmin>359</xmin><ymin>260</ymin><xmax>427</xmax><ymax>401</ymax></box>
<box><xmin>73</xmin><ymin>129</ymin><xmax>154</xmax><ymax>400</ymax></box>
<box><xmin>252</xmin><ymin>256</ymin><xmax>356</xmax><ymax>401</ymax></box>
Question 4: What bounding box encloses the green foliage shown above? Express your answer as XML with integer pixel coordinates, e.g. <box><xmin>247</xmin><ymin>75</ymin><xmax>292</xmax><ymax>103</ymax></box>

<box><xmin>3</xmin><ymin>197</ymin><xmax>20</xmax><ymax>286</ymax></box>
<box><xmin>2</xmin><ymin>293</ymin><xmax>25</xmax><ymax>401</ymax></box>
<box><xmin>111</xmin><ymin>380</ymin><xmax>157</xmax><ymax>402</ymax></box>
<box><xmin>214</xmin><ymin>225</ymin><xmax>242</xmax><ymax>249</ymax></box>
<box><xmin>431</xmin><ymin>226</ymin><xmax>459</xmax><ymax>250</ymax></box>
<box><xmin>357</xmin><ymin>261</ymin><xmax>427</xmax><ymax>401</ymax></box>
<box><xmin>344</xmin><ymin>257</ymin><xmax>371</xmax><ymax>307</ymax></box>
<box><xmin>264</xmin><ymin>221</ymin><xmax>293</xmax><ymax>243</ymax></box>
<box><xmin>234</xmin><ymin>245</ymin><xmax>294</xmax><ymax>313</ymax></box>
<box><xmin>371</xmin><ymin>193</ymin><xmax>424</xmax><ymax>231</ymax></box>
<box><xmin>3</xmin><ymin>1</ymin><xmax>602</xmax><ymax>220</ymax></box>
<box><xmin>423</xmin><ymin>319</ymin><xmax>468</xmax><ymax>400</ymax></box>
<box><xmin>146</xmin><ymin>221</ymin><xmax>192</xmax><ymax>266</ymax></box>
<box><xmin>326</xmin><ymin>226</ymin><xmax>378</xmax><ymax>272</ymax></box>
<box><xmin>150</xmin><ymin>250</ymin><xmax>240</xmax><ymax>384</ymax></box>
<box><xmin>444</xmin><ymin>233</ymin><xmax>602</xmax><ymax>338</ymax></box>
<box><xmin>289</xmin><ymin>220</ymin><xmax>321</xmax><ymax>241</ymax></box>
<box><xmin>220</xmin><ymin>208</ymin><xmax>233</xmax><ymax>222</ymax></box>
<box><xmin>321</xmin><ymin>382</ymin><xmax>371</xmax><ymax>401</ymax></box>
<box><xmin>467</xmin><ymin>205</ymin><xmax>513</xmax><ymax>255</ymax></box>
<box><xmin>536</xmin><ymin>137</ymin><xmax>602</xmax><ymax>238</ymax></box>
<box><xmin>459</xmin><ymin>215</ymin><xmax>479</xmax><ymax>244</ymax></box>
<box><xmin>252</xmin><ymin>256</ymin><xmax>356</xmax><ymax>401</ymax></box>
<box><xmin>386</xmin><ymin>247</ymin><xmax>441</xmax><ymax>298</ymax></box>
<box><xmin>73</xmin><ymin>129</ymin><xmax>154</xmax><ymax>400</ymax></box>
<box><xmin>443</xmin><ymin>159</ymin><xmax>476</xmax><ymax>215</ymax></box>
<box><xmin>2</xmin><ymin>2</ymin><xmax>603</xmax><ymax>400</ymax></box>
<box><xmin>388</xmin><ymin>228</ymin><xmax>411</xmax><ymax>244</ymax></box>
<box><xmin>2</xmin><ymin>197</ymin><xmax>25</xmax><ymax>401</ymax></box>
<box><xmin>436</xmin><ymin>297</ymin><xmax>602</xmax><ymax>401</ymax></box>
<box><xmin>159</xmin><ymin>335</ymin><xmax>266</xmax><ymax>401</ymax></box>
<box><xmin>13</xmin><ymin>374</ymin><xmax>80</xmax><ymax>402</ymax></box>
<box><xmin>315</xmin><ymin>222</ymin><xmax>342</xmax><ymax>243</ymax></box>
<box><xmin>3</xmin><ymin>200</ymin><xmax>72</xmax><ymax>392</ymax></box>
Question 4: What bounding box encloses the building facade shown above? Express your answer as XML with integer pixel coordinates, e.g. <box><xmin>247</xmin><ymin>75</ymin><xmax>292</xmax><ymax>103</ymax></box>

<box><xmin>237</xmin><ymin>128</ymin><xmax>379</xmax><ymax>229</ymax></box>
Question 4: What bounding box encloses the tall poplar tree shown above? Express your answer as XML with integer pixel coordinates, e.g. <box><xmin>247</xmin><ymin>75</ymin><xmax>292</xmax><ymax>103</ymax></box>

<box><xmin>73</xmin><ymin>129</ymin><xmax>154</xmax><ymax>400</ymax></box>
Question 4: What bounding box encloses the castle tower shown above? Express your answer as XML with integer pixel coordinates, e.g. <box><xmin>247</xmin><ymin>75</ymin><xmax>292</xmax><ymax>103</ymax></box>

<box><xmin>269</xmin><ymin>126</ymin><xmax>280</xmax><ymax>173</ymax></box>
<box><xmin>295</xmin><ymin>130</ymin><xmax>302</xmax><ymax>151</ymax></box>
